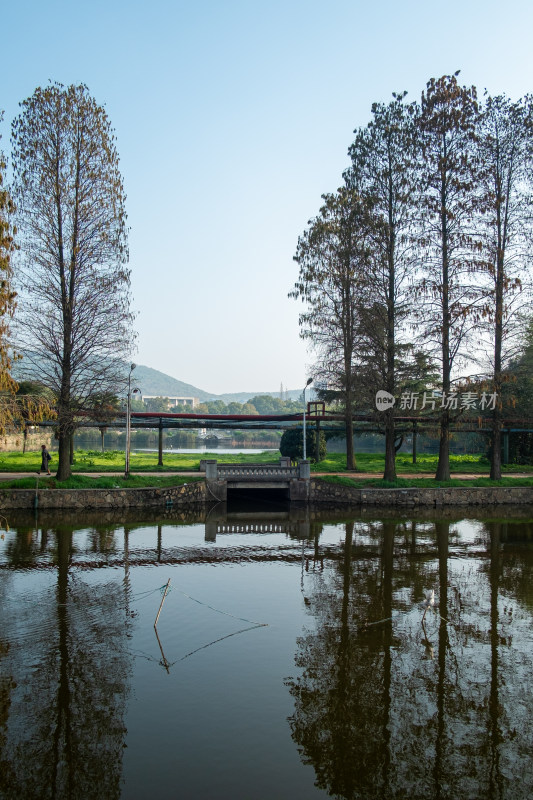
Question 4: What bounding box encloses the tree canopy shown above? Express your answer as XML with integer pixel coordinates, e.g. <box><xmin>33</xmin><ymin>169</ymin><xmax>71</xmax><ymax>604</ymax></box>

<box><xmin>11</xmin><ymin>84</ymin><xmax>134</xmax><ymax>478</ymax></box>
<box><xmin>293</xmin><ymin>74</ymin><xmax>533</xmax><ymax>477</ymax></box>
<box><xmin>291</xmin><ymin>185</ymin><xmax>373</xmax><ymax>470</ymax></box>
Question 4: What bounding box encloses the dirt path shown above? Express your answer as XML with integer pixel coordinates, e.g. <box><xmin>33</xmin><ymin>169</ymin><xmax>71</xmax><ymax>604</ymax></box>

<box><xmin>0</xmin><ymin>470</ymin><xmax>531</xmax><ymax>482</ymax></box>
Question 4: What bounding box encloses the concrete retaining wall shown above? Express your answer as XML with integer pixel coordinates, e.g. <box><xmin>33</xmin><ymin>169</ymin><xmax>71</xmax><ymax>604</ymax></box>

<box><xmin>0</xmin><ymin>481</ymin><xmax>208</xmax><ymax>510</ymax></box>
<box><xmin>0</xmin><ymin>432</ymin><xmax>52</xmax><ymax>452</ymax></box>
<box><xmin>1</xmin><ymin>477</ymin><xmax>532</xmax><ymax>511</ymax></box>
<box><xmin>310</xmin><ymin>479</ymin><xmax>533</xmax><ymax>507</ymax></box>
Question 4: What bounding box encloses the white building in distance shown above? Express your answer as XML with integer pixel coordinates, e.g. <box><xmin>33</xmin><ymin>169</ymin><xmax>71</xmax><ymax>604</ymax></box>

<box><xmin>142</xmin><ymin>396</ymin><xmax>198</xmax><ymax>409</ymax></box>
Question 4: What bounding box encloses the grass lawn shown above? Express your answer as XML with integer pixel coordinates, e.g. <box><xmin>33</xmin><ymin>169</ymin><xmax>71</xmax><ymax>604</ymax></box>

<box><xmin>0</xmin><ymin>449</ymin><xmax>280</xmax><ymax>473</ymax></box>
<box><xmin>0</xmin><ymin>474</ymin><xmax>204</xmax><ymax>490</ymax></box>
<box><xmin>1</xmin><ymin>449</ymin><xmax>532</xmax><ymax>490</ymax></box>
<box><xmin>318</xmin><ymin>474</ymin><xmax>533</xmax><ymax>489</ymax></box>
<box><xmin>313</xmin><ymin>452</ymin><xmax>533</xmax><ymax>475</ymax></box>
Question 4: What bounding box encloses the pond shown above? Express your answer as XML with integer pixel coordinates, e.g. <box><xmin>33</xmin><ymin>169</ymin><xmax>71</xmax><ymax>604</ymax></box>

<box><xmin>1</xmin><ymin>503</ymin><xmax>533</xmax><ymax>799</ymax></box>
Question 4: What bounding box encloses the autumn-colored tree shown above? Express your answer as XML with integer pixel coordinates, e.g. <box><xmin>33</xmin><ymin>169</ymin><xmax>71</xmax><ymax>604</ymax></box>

<box><xmin>14</xmin><ymin>381</ymin><xmax>56</xmax><ymax>452</ymax></box>
<box><xmin>11</xmin><ymin>84</ymin><xmax>134</xmax><ymax>480</ymax></box>
<box><xmin>0</xmin><ymin>110</ymin><xmax>19</xmax><ymax>425</ymax></box>
<box><xmin>416</xmin><ymin>73</ymin><xmax>483</xmax><ymax>480</ymax></box>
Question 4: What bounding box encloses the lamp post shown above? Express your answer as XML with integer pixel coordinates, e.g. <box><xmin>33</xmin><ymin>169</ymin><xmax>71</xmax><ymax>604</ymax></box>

<box><xmin>125</xmin><ymin>363</ymin><xmax>137</xmax><ymax>478</ymax></box>
<box><xmin>302</xmin><ymin>377</ymin><xmax>313</xmax><ymax>461</ymax></box>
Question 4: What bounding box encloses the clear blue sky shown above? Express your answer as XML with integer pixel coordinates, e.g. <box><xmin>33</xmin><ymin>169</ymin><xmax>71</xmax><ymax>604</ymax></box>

<box><xmin>2</xmin><ymin>0</ymin><xmax>532</xmax><ymax>395</ymax></box>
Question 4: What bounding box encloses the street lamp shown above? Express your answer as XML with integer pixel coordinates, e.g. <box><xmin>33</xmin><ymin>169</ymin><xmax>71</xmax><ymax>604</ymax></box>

<box><xmin>302</xmin><ymin>377</ymin><xmax>313</xmax><ymax>461</ymax></box>
<box><xmin>125</xmin><ymin>363</ymin><xmax>139</xmax><ymax>478</ymax></box>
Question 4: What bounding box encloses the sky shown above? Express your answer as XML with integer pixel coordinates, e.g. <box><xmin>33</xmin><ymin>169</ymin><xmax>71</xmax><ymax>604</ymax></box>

<box><xmin>2</xmin><ymin>0</ymin><xmax>533</xmax><ymax>395</ymax></box>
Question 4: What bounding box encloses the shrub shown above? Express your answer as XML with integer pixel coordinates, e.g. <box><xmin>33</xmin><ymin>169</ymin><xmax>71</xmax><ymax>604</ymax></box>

<box><xmin>280</xmin><ymin>427</ymin><xmax>327</xmax><ymax>463</ymax></box>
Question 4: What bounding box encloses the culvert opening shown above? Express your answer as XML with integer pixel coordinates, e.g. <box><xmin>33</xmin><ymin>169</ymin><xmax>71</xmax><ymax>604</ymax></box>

<box><xmin>226</xmin><ymin>487</ymin><xmax>290</xmax><ymax>508</ymax></box>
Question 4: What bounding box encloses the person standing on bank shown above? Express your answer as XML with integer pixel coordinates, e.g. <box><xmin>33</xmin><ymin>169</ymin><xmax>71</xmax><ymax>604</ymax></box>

<box><xmin>38</xmin><ymin>444</ymin><xmax>52</xmax><ymax>475</ymax></box>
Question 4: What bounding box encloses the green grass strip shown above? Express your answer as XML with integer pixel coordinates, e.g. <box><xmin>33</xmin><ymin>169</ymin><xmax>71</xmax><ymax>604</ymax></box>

<box><xmin>318</xmin><ymin>475</ymin><xmax>533</xmax><ymax>489</ymax></box>
<box><xmin>0</xmin><ymin>474</ymin><xmax>203</xmax><ymax>490</ymax></box>
<box><xmin>312</xmin><ymin>451</ymin><xmax>533</xmax><ymax>474</ymax></box>
<box><xmin>1</xmin><ymin>448</ymin><xmax>533</xmax><ymax>478</ymax></box>
<box><xmin>0</xmin><ymin>449</ymin><xmax>279</xmax><ymax>473</ymax></box>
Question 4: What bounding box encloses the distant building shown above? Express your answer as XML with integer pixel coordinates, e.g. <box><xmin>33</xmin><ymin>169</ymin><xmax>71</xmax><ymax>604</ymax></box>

<box><xmin>142</xmin><ymin>396</ymin><xmax>199</xmax><ymax>409</ymax></box>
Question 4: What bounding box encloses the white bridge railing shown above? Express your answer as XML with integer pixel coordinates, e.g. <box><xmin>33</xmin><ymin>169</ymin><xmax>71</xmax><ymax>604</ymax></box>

<box><xmin>218</xmin><ymin>465</ymin><xmax>298</xmax><ymax>479</ymax></box>
<box><xmin>216</xmin><ymin>522</ymin><xmax>299</xmax><ymax>534</ymax></box>
<box><xmin>201</xmin><ymin>458</ymin><xmax>311</xmax><ymax>481</ymax></box>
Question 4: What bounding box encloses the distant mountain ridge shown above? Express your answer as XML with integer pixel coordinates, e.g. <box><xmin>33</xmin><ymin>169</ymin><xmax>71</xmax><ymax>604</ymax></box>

<box><xmin>133</xmin><ymin>364</ymin><xmax>302</xmax><ymax>404</ymax></box>
<box><xmin>13</xmin><ymin>353</ymin><xmax>302</xmax><ymax>403</ymax></box>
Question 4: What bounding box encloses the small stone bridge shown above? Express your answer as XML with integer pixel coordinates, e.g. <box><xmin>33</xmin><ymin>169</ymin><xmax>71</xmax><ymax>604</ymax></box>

<box><xmin>201</xmin><ymin>457</ymin><xmax>311</xmax><ymax>502</ymax></box>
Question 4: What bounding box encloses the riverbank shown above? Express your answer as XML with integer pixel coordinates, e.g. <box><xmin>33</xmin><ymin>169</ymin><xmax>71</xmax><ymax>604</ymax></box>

<box><xmin>0</xmin><ymin>449</ymin><xmax>532</xmax><ymax>509</ymax></box>
<box><xmin>0</xmin><ymin>474</ymin><xmax>532</xmax><ymax>510</ymax></box>
<box><xmin>310</xmin><ymin>479</ymin><xmax>533</xmax><ymax>507</ymax></box>
<box><xmin>0</xmin><ymin>480</ymin><xmax>209</xmax><ymax>511</ymax></box>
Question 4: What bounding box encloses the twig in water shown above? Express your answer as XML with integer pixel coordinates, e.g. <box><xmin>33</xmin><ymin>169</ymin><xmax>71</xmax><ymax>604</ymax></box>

<box><xmin>154</xmin><ymin>579</ymin><xmax>171</xmax><ymax>628</ymax></box>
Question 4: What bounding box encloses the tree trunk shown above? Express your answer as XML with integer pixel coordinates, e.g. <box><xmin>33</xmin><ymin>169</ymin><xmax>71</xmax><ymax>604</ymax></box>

<box><xmin>491</xmin><ymin>424</ymin><xmax>502</xmax><ymax>480</ymax></box>
<box><xmin>345</xmin><ymin>410</ymin><xmax>355</xmax><ymax>470</ymax></box>
<box><xmin>56</xmin><ymin>387</ymin><xmax>73</xmax><ymax>480</ymax></box>
<box><xmin>383</xmin><ymin>410</ymin><xmax>397</xmax><ymax>481</ymax></box>
<box><xmin>315</xmin><ymin>420</ymin><xmax>321</xmax><ymax>465</ymax></box>
<box><xmin>57</xmin><ymin>430</ymin><xmax>71</xmax><ymax>481</ymax></box>
<box><xmin>383</xmin><ymin>174</ymin><xmax>397</xmax><ymax>482</ymax></box>
<box><xmin>344</xmin><ymin>349</ymin><xmax>356</xmax><ymax>470</ymax></box>
<box><xmin>490</xmin><ymin>236</ymin><xmax>504</xmax><ymax>480</ymax></box>
<box><xmin>436</xmin><ymin>181</ymin><xmax>451</xmax><ymax>482</ymax></box>
<box><xmin>435</xmin><ymin>412</ymin><xmax>451</xmax><ymax>480</ymax></box>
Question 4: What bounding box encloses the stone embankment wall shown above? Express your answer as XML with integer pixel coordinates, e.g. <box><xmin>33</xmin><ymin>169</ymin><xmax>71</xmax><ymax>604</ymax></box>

<box><xmin>1</xmin><ymin>478</ymin><xmax>532</xmax><ymax>510</ymax></box>
<box><xmin>310</xmin><ymin>480</ymin><xmax>533</xmax><ymax>507</ymax></box>
<box><xmin>0</xmin><ymin>481</ymin><xmax>208</xmax><ymax>510</ymax></box>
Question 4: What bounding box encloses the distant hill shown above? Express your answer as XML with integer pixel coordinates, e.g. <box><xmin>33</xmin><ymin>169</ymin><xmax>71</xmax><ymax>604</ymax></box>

<box><xmin>13</xmin><ymin>354</ymin><xmax>302</xmax><ymax>403</ymax></box>
<box><xmin>133</xmin><ymin>364</ymin><xmax>302</xmax><ymax>403</ymax></box>
<box><xmin>133</xmin><ymin>365</ymin><xmax>214</xmax><ymax>401</ymax></box>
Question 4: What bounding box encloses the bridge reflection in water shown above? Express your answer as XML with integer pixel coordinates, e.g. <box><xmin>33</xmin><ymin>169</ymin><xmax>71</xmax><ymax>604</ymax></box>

<box><xmin>205</xmin><ymin>504</ymin><xmax>310</xmax><ymax>541</ymax></box>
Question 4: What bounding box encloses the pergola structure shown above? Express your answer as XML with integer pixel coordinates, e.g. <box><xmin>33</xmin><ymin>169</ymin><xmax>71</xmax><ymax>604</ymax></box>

<box><xmin>32</xmin><ymin>410</ymin><xmax>533</xmax><ymax>467</ymax></box>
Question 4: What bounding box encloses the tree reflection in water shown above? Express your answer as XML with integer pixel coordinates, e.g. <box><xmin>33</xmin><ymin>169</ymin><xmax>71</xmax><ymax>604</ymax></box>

<box><xmin>2</xmin><ymin>509</ymin><xmax>533</xmax><ymax>799</ymax></box>
<box><xmin>287</xmin><ymin>518</ymin><xmax>533</xmax><ymax>800</ymax></box>
<box><xmin>0</xmin><ymin>522</ymin><xmax>131</xmax><ymax>800</ymax></box>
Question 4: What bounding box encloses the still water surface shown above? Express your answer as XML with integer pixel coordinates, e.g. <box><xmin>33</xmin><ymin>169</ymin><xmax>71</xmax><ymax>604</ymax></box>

<box><xmin>1</xmin><ymin>504</ymin><xmax>533</xmax><ymax>799</ymax></box>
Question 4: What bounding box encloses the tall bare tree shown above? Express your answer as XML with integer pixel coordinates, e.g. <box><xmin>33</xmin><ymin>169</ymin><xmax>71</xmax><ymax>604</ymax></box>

<box><xmin>292</xmin><ymin>185</ymin><xmax>372</xmax><ymax>470</ymax></box>
<box><xmin>477</xmin><ymin>94</ymin><xmax>533</xmax><ymax>479</ymax></box>
<box><xmin>11</xmin><ymin>84</ymin><xmax>134</xmax><ymax>479</ymax></box>
<box><xmin>416</xmin><ymin>73</ymin><xmax>483</xmax><ymax>480</ymax></box>
<box><xmin>347</xmin><ymin>92</ymin><xmax>420</xmax><ymax>480</ymax></box>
